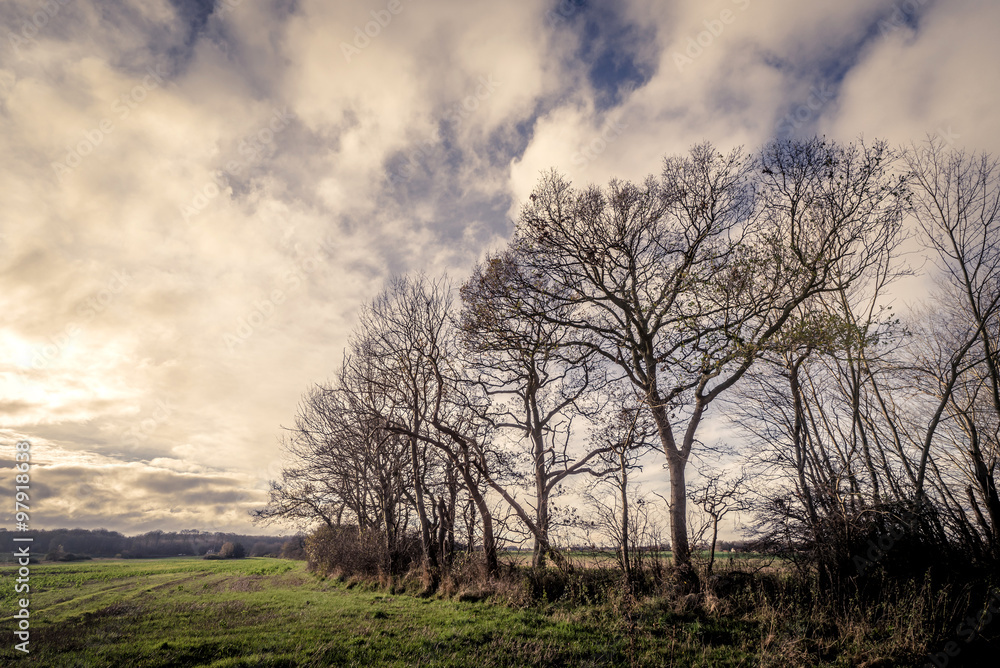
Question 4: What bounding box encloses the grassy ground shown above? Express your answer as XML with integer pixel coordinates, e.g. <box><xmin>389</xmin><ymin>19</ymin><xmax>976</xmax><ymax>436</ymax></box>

<box><xmin>1</xmin><ymin>555</ymin><xmax>957</xmax><ymax>667</ymax></box>
<box><xmin>0</xmin><ymin>557</ymin><xmax>764</xmax><ymax>667</ymax></box>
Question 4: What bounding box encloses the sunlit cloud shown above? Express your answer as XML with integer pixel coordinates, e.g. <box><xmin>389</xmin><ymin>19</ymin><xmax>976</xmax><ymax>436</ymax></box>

<box><xmin>1</xmin><ymin>0</ymin><xmax>994</xmax><ymax>535</ymax></box>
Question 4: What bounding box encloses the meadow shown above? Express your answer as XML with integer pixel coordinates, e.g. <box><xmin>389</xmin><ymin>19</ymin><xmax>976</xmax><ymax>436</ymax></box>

<box><xmin>0</xmin><ymin>555</ymin><xmax>959</xmax><ymax>667</ymax></box>
<box><xmin>0</xmin><ymin>557</ymin><xmax>745</xmax><ymax>667</ymax></box>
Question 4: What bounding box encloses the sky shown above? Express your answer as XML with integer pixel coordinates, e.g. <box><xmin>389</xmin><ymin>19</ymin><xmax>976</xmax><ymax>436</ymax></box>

<box><xmin>2</xmin><ymin>0</ymin><xmax>998</xmax><ymax>537</ymax></box>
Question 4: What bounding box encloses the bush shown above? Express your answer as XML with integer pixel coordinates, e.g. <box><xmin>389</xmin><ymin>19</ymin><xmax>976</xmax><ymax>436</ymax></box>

<box><xmin>45</xmin><ymin>550</ymin><xmax>91</xmax><ymax>562</ymax></box>
<box><xmin>305</xmin><ymin>525</ymin><xmax>421</xmax><ymax>578</ymax></box>
<box><xmin>202</xmin><ymin>542</ymin><xmax>246</xmax><ymax>560</ymax></box>
<box><xmin>45</xmin><ymin>545</ymin><xmax>90</xmax><ymax>562</ymax></box>
<box><xmin>216</xmin><ymin>541</ymin><xmax>246</xmax><ymax>559</ymax></box>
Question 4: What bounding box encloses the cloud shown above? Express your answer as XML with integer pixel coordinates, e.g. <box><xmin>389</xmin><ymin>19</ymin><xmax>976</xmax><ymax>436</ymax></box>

<box><xmin>1</xmin><ymin>0</ymin><xmax>997</xmax><ymax>536</ymax></box>
<box><xmin>1</xmin><ymin>443</ymin><xmax>266</xmax><ymax>533</ymax></box>
<box><xmin>826</xmin><ymin>0</ymin><xmax>1000</xmax><ymax>154</ymax></box>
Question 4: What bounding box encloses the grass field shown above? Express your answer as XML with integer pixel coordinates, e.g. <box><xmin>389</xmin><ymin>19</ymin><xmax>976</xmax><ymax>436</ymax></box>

<box><xmin>2</xmin><ymin>555</ymin><xmax>950</xmax><ymax>667</ymax></box>
<box><xmin>0</xmin><ymin>557</ymin><xmax>769</xmax><ymax>667</ymax></box>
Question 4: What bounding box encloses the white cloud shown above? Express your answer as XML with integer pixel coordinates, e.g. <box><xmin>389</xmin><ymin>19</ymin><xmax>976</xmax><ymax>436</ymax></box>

<box><xmin>1</xmin><ymin>0</ymin><xmax>996</xmax><ymax>535</ymax></box>
<box><xmin>826</xmin><ymin>0</ymin><xmax>1000</xmax><ymax>154</ymax></box>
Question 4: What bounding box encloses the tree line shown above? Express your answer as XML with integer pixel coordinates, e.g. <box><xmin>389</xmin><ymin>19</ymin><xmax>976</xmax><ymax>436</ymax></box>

<box><xmin>0</xmin><ymin>528</ymin><xmax>298</xmax><ymax>561</ymax></box>
<box><xmin>255</xmin><ymin>136</ymin><xmax>1000</xmax><ymax>592</ymax></box>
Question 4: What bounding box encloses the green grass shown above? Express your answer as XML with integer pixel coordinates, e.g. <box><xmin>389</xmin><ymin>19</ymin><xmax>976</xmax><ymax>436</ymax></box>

<box><xmin>0</xmin><ymin>557</ymin><xmax>764</xmax><ymax>667</ymax></box>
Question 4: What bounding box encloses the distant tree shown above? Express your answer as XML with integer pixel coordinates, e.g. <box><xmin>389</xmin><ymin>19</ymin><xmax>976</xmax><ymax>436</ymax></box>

<box><xmin>279</xmin><ymin>536</ymin><xmax>307</xmax><ymax>560</ymax></box>
<box><xmin>45</xmin><ymin>544</ymin><xmax>67</xmax><ymax>561</ymax></box>
<box><xmin>250</xmin><ymin>541</ymin><xmax>272</xmax><ymax>557</ymax></box>
<box><xmin>688</xmin><ymin>463</ymin><xmax>751</xmax><ymax>574</ymax></box>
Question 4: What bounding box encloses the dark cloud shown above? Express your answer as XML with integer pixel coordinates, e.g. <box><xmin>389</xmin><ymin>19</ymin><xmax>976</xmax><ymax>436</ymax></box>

<box><xmin>0</xmin><ymin>399</ymin><xmax>34</xmax><ymax>417</ymax></box>
<box><xmin>133</xmin><ymin>469</ymin><xmax>242</xmax><ymax>495</ymax></box>
<box><xmin>2</xmin><ymin>460</ymin><xmax>265</xmax><ymax>533</ymax></box>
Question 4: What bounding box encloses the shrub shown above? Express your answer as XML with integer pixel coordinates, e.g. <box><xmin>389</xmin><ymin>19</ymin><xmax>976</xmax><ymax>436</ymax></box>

<box><xmin>43</xmin><ymin>545</ymin><xmax>89</xmax><ymax>562</ymax></box>
<box><xmin>304</xmin><ymin>525</ymin><xmax>421</xmax><ymax>577</ymax></box>
<box><xmin>213</xmin><ymin>541</ymin><xmax>246</xmax><ymax>559</ymax></box>
<box><xmin>45</xmin><ymin>544</ymin><xmax>67</xmax><ymax>561</ymax></box>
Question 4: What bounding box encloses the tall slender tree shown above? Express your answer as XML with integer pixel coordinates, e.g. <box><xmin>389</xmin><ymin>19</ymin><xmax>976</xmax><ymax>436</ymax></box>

<box><xmin>460</xmin><ymin>253</ymin><xmax>611</xmax><ymax>567</ymax></box>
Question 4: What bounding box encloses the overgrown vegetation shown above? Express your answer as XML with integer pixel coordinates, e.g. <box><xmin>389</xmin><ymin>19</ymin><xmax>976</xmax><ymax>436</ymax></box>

<box><xmin>2</xmin><ymin>556</ymin><xmax>995</xmax><ymax>666</ymax></box>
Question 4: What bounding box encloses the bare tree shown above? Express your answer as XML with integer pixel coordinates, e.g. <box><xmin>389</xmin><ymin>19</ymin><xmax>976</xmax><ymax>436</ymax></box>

<box><xmin>583</xmin><ymin>394</ymin><xmax>658</xmax><ymax>585</ymax></box>
<box><xmin>507</xmin><ymin>138</ymin><xmax>906</xmax><ymax>582</ymax></box>
<box><xmin>342</xmin><ymin>275</ymin><xmax>506</xmax><ymax>576</ymax></box>
<box><xmin>459</xmin><ymin>253</ymin><xmax>611</xmax><ymax>567</ymax></box>
<box><xmin>731</xmin><ymin>139</ymin><xmax>1000</xmax><ymax>582</ymax></box>
<box><xmin>252</xmin><ymin>381</ymin><xmax>414</xmax><ymax>573</ymax></box>
<box><xmin>687</xmin><ymin>463</ymin><xmax>750</xmax><ymax>574</ymax></box>
<box><xmin>343</xmin><ymin>276</ymin><xmax>455</xmax><ymax>585</ymax></box>
<box><xmin>906</xmin><ymin>137</ymin><xmax>1000</xmax><ymax>556</ymax></box>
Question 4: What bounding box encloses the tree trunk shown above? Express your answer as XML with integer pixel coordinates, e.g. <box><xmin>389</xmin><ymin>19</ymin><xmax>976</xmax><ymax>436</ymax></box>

<box><xmin>381</xmin><ymin>487</ymin><xmax>396</xmax><ymax>573</ymax></box>
<box><xmin>456</xmin><ymin>458</ymin><xmax>499</xmax><ymax>576</ymax></box>
<box><xmin>465</xmin><ymin>499</ymin><xmax>477</xmax><ymax>555</ymax></box>
<box><xmin>647</xmin><ymin>393</ymin><xmax>694</xmax><ymax>576</ymax></box>
<box><xmin>408</xmin><ymin>434</ymin><xmax>438</xmax><ymax>588</ymax></box>
<box><xmin>436</xmin><ymin>497</ymin><xmax>450</xmax><ymax>567</ymax></box>
<box><xmin>620</xmin><ymin>447</ymin><xmax>632</xmax><ymax>586</ymax></box>
<box><xmin>788</xmin><ymin>357</ymin><xmax>819</xmax><ymax>528</ymax></box>
<box><xmin>446</xmin><ymin>472</ymin><xmax>457</xmax><ymax>564</ymax></box>
<box><xmin>970</xmin><ymin>440</ymin><xmax>1000</xmax><ymax>557</ymax></box>
<box><xmin>666</xmin><ymin>449</ymin><xmax>692</xmax><ymax>571</ymax></box>
<box><xmin>532</xmin><ymin>446</ymin><xmax>549</xmax><ymax>569</ymax></box>
<box><xmin>708</xmin><ymin>514</ymin><xmax>719</xmax><ymax>575</ymax></box>
<box><xmin>469</xmin><ymin>484</ymin><xmax>499</xmax><ymax>576</ymax></box>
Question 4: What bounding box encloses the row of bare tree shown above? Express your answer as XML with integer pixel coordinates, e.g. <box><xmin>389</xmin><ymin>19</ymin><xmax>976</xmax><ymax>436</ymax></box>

<box><xmin>255</xmin><ymin>136</ymin><xmax>1000</xmax><ymax>590</ymax></box>
<box><xmin>740</xmin><ymin>139</ymin><xmax>1000</xmax><ymax>586</ymax></box>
